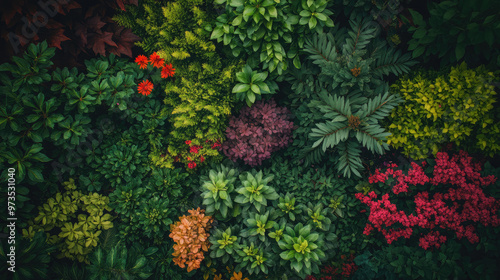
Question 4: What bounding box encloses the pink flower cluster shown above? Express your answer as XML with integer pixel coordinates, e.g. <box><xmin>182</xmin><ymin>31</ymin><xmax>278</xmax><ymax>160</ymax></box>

<box><xmin>357</xmin><ymin>151</ymin><xmax>500</xmax><ymax>250</ymax></box>
<box><xmin>222</xmin><ymin>99</ymin><xmax>294</xmax><ymax>166</ymax></box>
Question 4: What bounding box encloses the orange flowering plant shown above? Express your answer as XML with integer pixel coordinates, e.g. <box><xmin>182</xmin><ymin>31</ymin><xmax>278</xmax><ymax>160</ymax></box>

<box><xmin>169</xmin><ymin>208</ymin><xmax>214</xmax><ymax>272</ymax></box>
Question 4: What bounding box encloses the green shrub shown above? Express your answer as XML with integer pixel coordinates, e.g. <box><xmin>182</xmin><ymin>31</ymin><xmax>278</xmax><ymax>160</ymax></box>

<box><xmin>109</xmin><ymin>167</ymin><xmax>192</xmax><ymax>245</ymax></box>
<box><xmin>386</xmin><ymin>63</ymin><xmax>500</xmax><ymax>160</ymax></box>
<box><xmin>87</xmin><ymin>241</ymin><xmax>154</xmax><ymax>280</ymax></box>
<box><xmin>284</xmin><ymin>15</ymin><xmax>415</xmax><ymax>177</ymax></box>
<box><xmin>405</xmin><ymin>0</ymin><xmax>500</xmax><ymax>67</ymax></box>
<box><xmin>0</xmin><ymin>231</ymin><xmax>56</xmax><ymax>280</ymax></box>
<box><xmin>22</xmin><ymin>179</ymin><xmax>114</xmax><ymax>263</ymax></box>
<box><xmin>211</xmin><ymin>0</ymin><xmax>335</xmax><ymax>75</ymax></box>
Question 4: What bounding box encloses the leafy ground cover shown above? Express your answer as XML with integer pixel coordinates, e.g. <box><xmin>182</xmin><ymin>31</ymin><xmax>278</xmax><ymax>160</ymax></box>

<box><xmin>1</xmin><ymin>0</ymin><xmax>499</xmax><ymax>280</ymax></box>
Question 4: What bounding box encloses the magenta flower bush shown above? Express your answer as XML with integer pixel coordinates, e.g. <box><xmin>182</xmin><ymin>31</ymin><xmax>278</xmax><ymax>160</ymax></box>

<box><xmin>222</xmin><ymin>99</ymin><xmax>294</xmax><ymax>166</ymax></box>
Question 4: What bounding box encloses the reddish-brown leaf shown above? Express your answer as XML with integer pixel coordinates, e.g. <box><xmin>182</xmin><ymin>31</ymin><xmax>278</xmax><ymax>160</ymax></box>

<box><xmin>88</xmin><ymin>31</ymin><xmax>117</xmax><ymax>56</ymax></box>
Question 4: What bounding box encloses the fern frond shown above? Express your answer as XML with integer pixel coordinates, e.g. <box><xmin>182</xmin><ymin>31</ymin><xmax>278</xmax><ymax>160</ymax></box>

<box><xmin>358</xmin><ymin>90</ymin><xmax>403</xmax><ymax>120</ymax></box>
<box><xmin>301</xmin><ymin>145</ymin><xmax>325</xmax><ymax>166</ymax></box>
<box><xmin>372</xmin><ymin>46</ymin><xmax>418</xmax><ymax>77</ymax></box>
<box><xmin>356</xmin><ymin>125</ymin><xmax>391</xmax><ymax>154</ymax></box>
<box><xmin>343</xmin><ymin>16</ymin><xmax>377</xmax><ymax>56</ymax></box>
<box><xmin>310</xmin><ymin>121</ymin><xmax>350</xmax><ymax>151</ymax></box>
<box><xmin>336</xmin><ymin>141</ymin><xmax>363</xmax><ymax>178</ymax></box>
<box><xmin>315</xmin><ymin>92</ymin><xmax>352</xmax><ymax>117</ymax></box>
<box><xmin>304</xmin><ymin>33</ymin><xmax>338</xmax><ymax>67</ymax></box>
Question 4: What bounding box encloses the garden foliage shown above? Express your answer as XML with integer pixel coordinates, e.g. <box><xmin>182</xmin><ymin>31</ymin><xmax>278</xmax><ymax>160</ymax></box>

<box><xmin>115</xmin><ymin>0</ymin><xmax>243</xmax><ymax>168</ymax></box>
<box><xmin>169</xmin><ymin>207</ymin><xmax>214</xmax><ymax>272</ymax></box>
<box><xmin>285</xmin><ymin>15</ymin><xmax>416</xmax><ymax>177</ymax></box>
<box><xmin>1</xmin><ymin>1</ymin><xmax>500</xmax><ymax>279</ymax></box>
<box><xmin>405</xmin><ymin>0</ymin><xmax>500</xmax><ymax>67</ymax></box>
<box><xmin>1</xmin><ymin>0</ymin><xmax>140</xmax><ymax>66</ymax></box>
<box><xmin>386</xmin><ymin>63</ymin><xmax>500</xmax><ymax>160</ymax></box>
<box><xmin>222</xmin><ymin>99</ymin><xmax>294</xmax><ymax>167</ymax></box>
<box><xmin>211</xmin><ymin>0</ymin><xmax>335</xmax><ymax>75</ymax></box>
<box><xmin>22</xmin><ymin>179</ymin><xmax>114</xmax><ymax>263</ymax></box>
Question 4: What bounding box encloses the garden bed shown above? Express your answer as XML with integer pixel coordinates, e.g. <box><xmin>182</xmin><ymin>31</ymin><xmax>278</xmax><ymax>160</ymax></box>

<box><xmin>1</xmin><ymin>0</ymin><xmax>499</xmax><ymax>280</ymax></box>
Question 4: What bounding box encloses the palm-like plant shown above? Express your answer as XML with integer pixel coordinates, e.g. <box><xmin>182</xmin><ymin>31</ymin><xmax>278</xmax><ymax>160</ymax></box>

<box><xmin>309</xmin><ymin>88</ymin><xmax>402</xmax><ymax>177</ymax></box>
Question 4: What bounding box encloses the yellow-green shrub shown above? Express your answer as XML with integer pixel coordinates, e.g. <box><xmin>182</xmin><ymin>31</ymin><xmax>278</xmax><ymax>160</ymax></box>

<box><xmin>22</xmin><ymin>179</ymin><xmax>113</xmax><ymax>263</ymax></box>
<box><xmin>386</xmin><ymin>62</ymin><xmax>500</xmax><ymax>159</ymax></box>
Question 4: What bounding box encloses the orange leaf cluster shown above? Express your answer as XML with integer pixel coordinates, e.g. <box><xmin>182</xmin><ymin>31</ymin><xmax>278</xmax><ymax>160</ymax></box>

<box><xmin>169</xmin><ymin>207</ymin><xmax>214</xmax><ymax>272</ymax></box>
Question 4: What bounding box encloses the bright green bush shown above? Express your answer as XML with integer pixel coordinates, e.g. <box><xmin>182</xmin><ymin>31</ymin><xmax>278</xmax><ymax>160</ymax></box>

<box><xmin>211</xmin><ymin>0</ymin><xmax>335</xmax><ymax>75</ymax></box>
<box><xmin>22</xmin><ymin>179</ymin><xmax>114</xmax><ymax>263</ymax></box>
<box><xmin>386</xmin><ymin>62</ymin><xmax>500</xmax><ymax>160</ymax></box>
<box><xmin>278</xmin><ymin>223</ymin><xmax>326</xmax><ymax>277</ymax></box>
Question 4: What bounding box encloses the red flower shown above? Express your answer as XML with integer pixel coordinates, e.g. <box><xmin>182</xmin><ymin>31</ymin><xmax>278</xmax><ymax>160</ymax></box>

<box><xmin>135</xmin><ymin>55</ymin><xmax>148</xmax><ymax>69</ymax></box>
<box><xmin>149</xmin><ymin>52</ymin><xmax>164</xmax><ymax>68</ymax></box>
<box><xmin>138</xmin><ymin>80</ymin><xmax>154</xmax><ymax>96</ymax></box>
<box><xmin>185</xmin><ymin>140</ymin><xmax>192</xmax><ymax>145</ymax></box>
<box><xmin>200</xmin><ymin>156</ymin><xmax>205</xmax><ymax>163</ymax></box>
<box><xmin>211</xmin><ymin>143</ymin><xmax>221</xmax><ymax>149</ymax></box>
<box><xmin>188</xmin><ymin>162</ymin><xmax>197</xmax><ymax>169</ymax></box>
<box><xmin>190</xmin><ymin>146</ymin><xmax>201</xmax><ymax>154</ymax></box>
<box><xmin>161</xmin><ymin>63</ymin><xmax>176</xmax><ymax>78</ymax></box>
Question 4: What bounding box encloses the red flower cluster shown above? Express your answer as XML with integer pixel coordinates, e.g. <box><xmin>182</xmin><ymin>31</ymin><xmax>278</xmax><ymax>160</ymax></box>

<box><xmin>357</xmin><ymin>151</ymin><xmax>500</xmax><ymax>250</ymax></box>
<box><xmin>134</xmin><ymin>52</ymin><xmax>175</xmax><ymax>96</ymax></box>
<box><xmin>181</xmin><ymin>139</ymin><xmax>220</xmax><ymax>169</ymax></box>
<box><xmin>211</xmin><ymin>142</ymin><xmax>221</xmax><ymax>150</ymax></box>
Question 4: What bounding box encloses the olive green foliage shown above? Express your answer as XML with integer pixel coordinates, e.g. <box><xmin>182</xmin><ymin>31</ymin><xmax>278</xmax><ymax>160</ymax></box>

<box><xmin>284</xmin><ymin>15</ymin><xmax>415</xmax><ymax>177</ymax></box>
<box><xmin>22</xmin><ymin>179</ymin><xmax>113</xmax><ymax>263</ymax></box>
<box><xmin>211</xmin><ymin>0</ymin><xmax>335</xmax><ymax>75</ymax></box>
<box><xmin>386</xmin><ymin>63</ymin><xmax>500</xmax><ymax>160</ymax></box>
<box><xmin>109</xmin><ymin>167</ymin><xmax>192</xmax><ymax>245</ymax></box>
<box><xmin>405</xmin><ymin>0</ymin><xmax>500</xmax><ymax>67</ymax></box>
<box><xmin>232</xmin><ymin>64</ymin><xmax>279</xmax><ymax>106</ymax></box>
<box><xmin>115</xmin><ymin>0</ymin><xmax>242</xmax><ymax>169</ymax></box>
<box><xmin>0</xmin><ymin>232</ymin><xmax>56</xmax><ymax>280</ymax></box>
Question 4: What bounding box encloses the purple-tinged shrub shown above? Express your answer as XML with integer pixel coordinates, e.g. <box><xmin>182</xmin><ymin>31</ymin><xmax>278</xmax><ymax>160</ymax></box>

<box><xmin>222</xmin><ymin>99</ymin><xmax>294</xmax><ymax>166</ymax></box>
